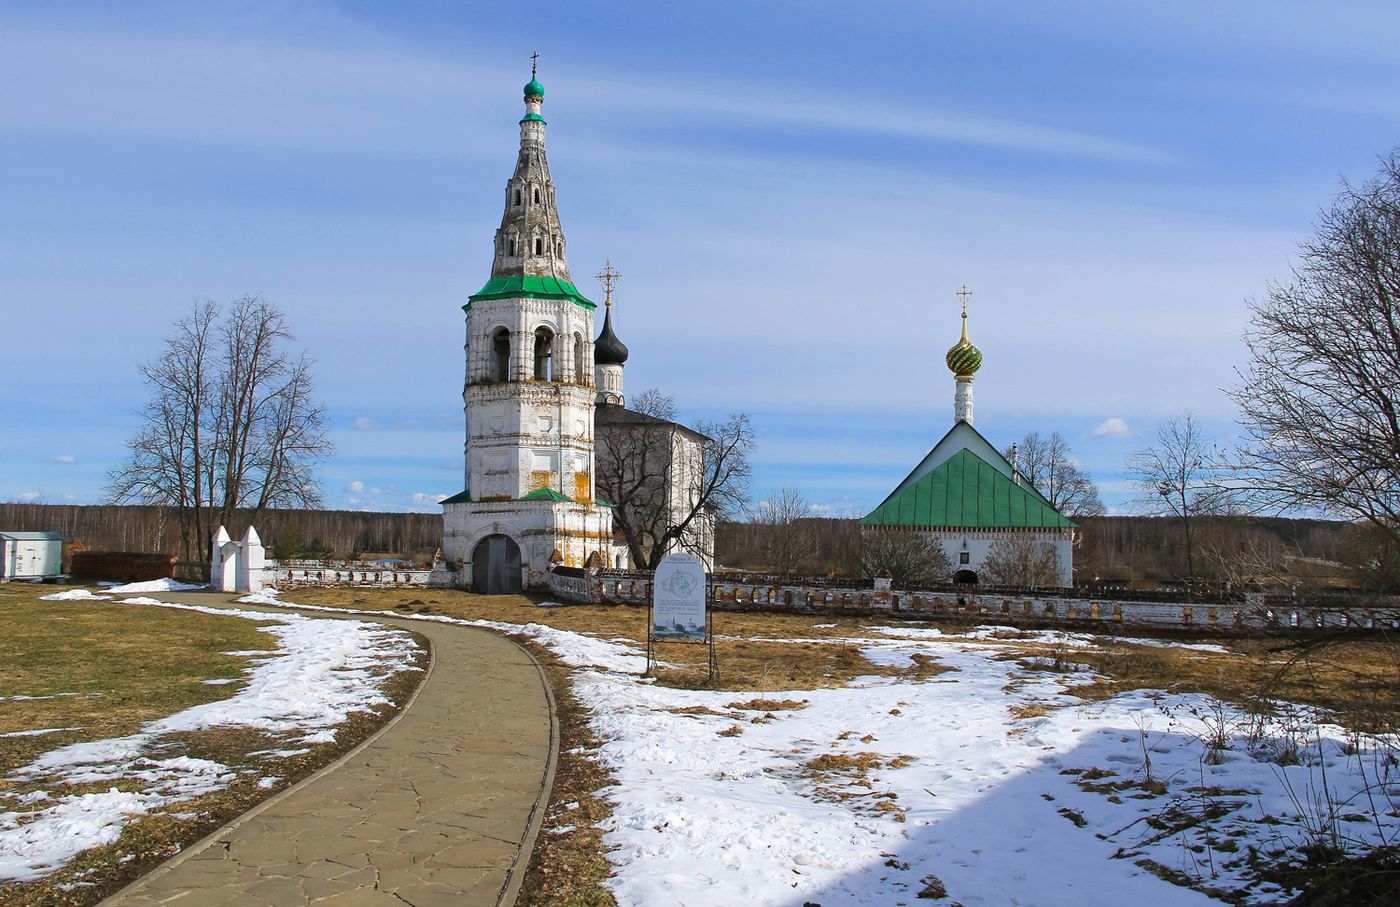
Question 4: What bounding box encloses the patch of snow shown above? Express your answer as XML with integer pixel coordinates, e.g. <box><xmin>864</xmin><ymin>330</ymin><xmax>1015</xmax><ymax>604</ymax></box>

<box><xmin>105</xmin><ymin>579</ymin><xmax>205</xmax><ymax>594</ymax></box>
<box><xmin>256</xmin><ymin>776</ymin><xmax>280</xmax><ymax>789</ymax></box>
<box><xmin>38</xmin><ymin>589</ymin><xmax>111</xmax><ymax>601</ymax></box>
<box><xmin>0</xmin><ymin>601</ymin><xmax>421</xmax><ymax>882</ymax></box>
<box><xmin>201</xmin><ymin>679</ymin><xmax>238</xmax><ymax>685</ymax></box>
<box><xmin>0</xmin><ymin>728</ymin><xmax>87</xmax><ymax>739</ymax></box>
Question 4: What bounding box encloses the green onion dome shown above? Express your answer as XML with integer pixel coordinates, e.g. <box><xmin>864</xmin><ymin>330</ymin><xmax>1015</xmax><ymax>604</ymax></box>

<box><xmin>945</xmin><ymin>314</ymin><xmax>982</xmax><ymax>378</ymax></box>
<box><xmin>524</xmin><ymin>76</ymin><xmax>545</xmax><ymax>100</ymax></box>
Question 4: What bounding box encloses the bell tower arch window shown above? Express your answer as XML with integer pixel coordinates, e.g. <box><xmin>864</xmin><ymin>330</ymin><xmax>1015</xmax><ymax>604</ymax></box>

<box><xmin>533</xmin><ymin>186</ymin><xmax>541</xmax><ymax>204</ymax></box>
<box><xmin>535</xmin><ymin>237</ymin><xmax>544</xmax><ymax>255</ymax></box>
<box><xmin>534</xmin><ymin>327</ymin><xmax>555</xmax><ymax>381</ymax></box>
<box><xmin>491</xmin><ymin>328</ymin><xmax>511</xmax><ymax>382</ymax></box>
<box><xmin>573</xmin><ymin>333</ymin><xmax>584</xmax><ymax>384</ymax></box>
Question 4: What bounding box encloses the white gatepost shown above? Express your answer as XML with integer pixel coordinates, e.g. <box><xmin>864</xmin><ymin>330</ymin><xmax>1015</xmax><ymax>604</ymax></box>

<box><xmin>212</xmin><ymin>526</ymin><xmax>240</xmax><ymax>592</ymax></box>
<box><xmin>237</xmin><ymin>526</ymin><xmax>265</xmax><ymax>593</ymax></box>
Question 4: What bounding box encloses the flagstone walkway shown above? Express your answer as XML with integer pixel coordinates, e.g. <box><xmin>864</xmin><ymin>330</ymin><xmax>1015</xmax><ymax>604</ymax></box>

<box><xmin>99</xmin><ymin>593</ymin><xmax>557</xmax><ymax>907</ymax></box>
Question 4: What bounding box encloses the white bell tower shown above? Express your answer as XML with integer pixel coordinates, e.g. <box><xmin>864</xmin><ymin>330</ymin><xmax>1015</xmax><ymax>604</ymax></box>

<box><xmin>442</xmin><ymin>60</ymin><xmax>620</xmax><ymax>591</ymax></box>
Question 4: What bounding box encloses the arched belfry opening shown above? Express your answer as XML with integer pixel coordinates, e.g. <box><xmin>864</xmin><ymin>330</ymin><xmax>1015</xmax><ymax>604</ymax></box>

<box><xmin>953</xmin><ymin>569</ymin><xmax>979</xmax><ymax>585</ymax></box>
<box><xmin>533</xmin><ymin>327</ymin><xmax>555</xmax><ymax>380</ymax></box>
<box><xmin>492</xmin><ymin>328</ymin><xmax>511</xmax><ymax>381</ymax></box>
<box><xmin>472</xmin><ymin>535</ymin><xmax>522</xmax><ymax>594</ymax></box>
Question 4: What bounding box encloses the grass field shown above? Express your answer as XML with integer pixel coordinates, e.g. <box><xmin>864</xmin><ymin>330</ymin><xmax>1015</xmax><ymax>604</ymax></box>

<box><xmin>0</xmin><ymin>582</ymin><xmax>427</xmax><ymax>907</ymax></box>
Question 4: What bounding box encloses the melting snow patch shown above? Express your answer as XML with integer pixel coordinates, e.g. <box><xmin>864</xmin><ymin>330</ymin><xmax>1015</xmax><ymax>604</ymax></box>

<box><xmin>105</xmin><ymin>579</ymin><xmax>206</xmax><ymax>594</ymax></box>
<box><xmin>0</xmin><ymin>601</ymin><xmax>421</xmax><ymax>882</ymax></box>
<box><xmin>38</xmin><ymin>589</ymin><xmax>111</xmax><ymax>601</ymax></box>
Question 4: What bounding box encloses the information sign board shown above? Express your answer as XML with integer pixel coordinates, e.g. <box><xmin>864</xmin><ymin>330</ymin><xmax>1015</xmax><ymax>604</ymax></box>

<box><xmin>652</xmin><ymin>552</ymin><xmax>707</xmax><ymax>640</ymax></box>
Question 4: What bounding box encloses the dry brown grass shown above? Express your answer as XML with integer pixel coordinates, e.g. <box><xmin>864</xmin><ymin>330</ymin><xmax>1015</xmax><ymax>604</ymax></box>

<box><xmin>0</xmin><ymin>583</ymin><xmax>428</xmax><ymax>907</ymax></box>
<box><xmin>1069</xmin><ymin>636</ymin><xmax>1400</xmax><ymax>733</ymax></box>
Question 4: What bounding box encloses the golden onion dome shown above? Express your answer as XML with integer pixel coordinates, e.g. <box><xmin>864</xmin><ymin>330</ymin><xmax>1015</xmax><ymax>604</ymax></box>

<box><xmin>945</xmin><ymin>312</ymin><xmax>982</xmax><ymax>378</ymax></box>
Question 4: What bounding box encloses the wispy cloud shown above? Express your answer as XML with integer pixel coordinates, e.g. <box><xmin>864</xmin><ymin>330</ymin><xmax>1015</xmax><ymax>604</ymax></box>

<box><xmin>42</xmin><ymin>455</ymin><xmax>76</xmax><ymax>464</ymax></box>
<box><xmin>351</xmin><ymin>418</ymin><xmax>378</xmax><ymax>431</ymax></box>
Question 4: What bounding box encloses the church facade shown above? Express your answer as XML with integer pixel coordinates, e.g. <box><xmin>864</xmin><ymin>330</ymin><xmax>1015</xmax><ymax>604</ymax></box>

<box><xmin>442</xmin><ymin>69</ymin><xmax>713</xmax><ymax>591</ymax></box>
<box><xmin>860</xmin><ymin>302</ymin><xmax>1076</xmax><ymax>586</ymax></box>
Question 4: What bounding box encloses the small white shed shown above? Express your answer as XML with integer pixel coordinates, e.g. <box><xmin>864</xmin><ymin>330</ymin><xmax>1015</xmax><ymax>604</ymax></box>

<box><xmin>1</xmin><ymin>532</ymin><xmax>64</xmax><ymax>581</ymax></box>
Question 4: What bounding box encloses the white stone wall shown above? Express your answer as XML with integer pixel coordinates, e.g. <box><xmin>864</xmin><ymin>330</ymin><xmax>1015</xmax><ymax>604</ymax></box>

<box><xmin>935</xmin><ymin>530</ymin><xmax>1074</xmax><ymax>587</ymax></box>
<box><xmin>443</xmin><ymin>498</ymin><xmax>626</xmax><ymax>587</ymax></box>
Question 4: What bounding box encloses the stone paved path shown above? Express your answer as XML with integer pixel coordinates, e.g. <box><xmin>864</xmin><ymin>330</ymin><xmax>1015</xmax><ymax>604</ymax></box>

<box><xmin>99</xmin><ymin>593</ymin><xmax>556</xmax><ymax>907</ymax></box>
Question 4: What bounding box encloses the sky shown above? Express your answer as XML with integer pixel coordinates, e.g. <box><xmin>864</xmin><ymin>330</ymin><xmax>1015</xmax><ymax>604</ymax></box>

<box><xmin>3</xmin><ymin>0</ymin><xmax>1399</xmax><ymax>517</ymax></box>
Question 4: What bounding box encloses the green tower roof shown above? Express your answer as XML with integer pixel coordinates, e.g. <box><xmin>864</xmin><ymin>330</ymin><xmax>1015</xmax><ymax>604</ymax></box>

<box><xmin>525</xmin><ymin>76</ymin><xmax>544</xmax><ymax>99</ymax></box>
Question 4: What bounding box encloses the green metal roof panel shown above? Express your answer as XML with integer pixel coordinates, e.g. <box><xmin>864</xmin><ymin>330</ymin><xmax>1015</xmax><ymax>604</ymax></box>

<box><xmin>521</xmin><ymin>487</ymin><xmax>573</xmax><ymax>502</ymax></box>
<box><xmin>466</xmin><ymin>276</ymin><xmax>597</xmax><ymax>311</ymax></box>
<box><xmin>861</xmin><ymin>448</ymin><xmax>1076</xmax><ymax>529</ymax></box>
<box><xmin>440</xmin><ymin>490</ymin><xmax>472</xmax><ymax>504</ymax></box>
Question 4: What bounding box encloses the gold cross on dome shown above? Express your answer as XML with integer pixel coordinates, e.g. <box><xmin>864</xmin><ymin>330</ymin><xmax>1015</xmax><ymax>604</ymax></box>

<box><xmin>596</xmin><ymin>261</ymin><xmax>621</xmax><ymax>305</ymax></box>
<box><xmin>956</xmin><ymin>284</ymin><xmax>973</xmax><ymax>314</ymax></box>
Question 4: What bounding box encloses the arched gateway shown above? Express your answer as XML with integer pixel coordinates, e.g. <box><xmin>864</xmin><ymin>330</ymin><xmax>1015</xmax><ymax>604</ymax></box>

<box><xmin>473</xmin><ymin>535</ymin><xmax>522</xmax><ymax>594</ymax></box>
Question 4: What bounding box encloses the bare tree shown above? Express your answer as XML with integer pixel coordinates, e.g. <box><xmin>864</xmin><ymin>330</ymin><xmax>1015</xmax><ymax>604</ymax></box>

<box><xmin>1124</xmin><ymin>413</ymin><xmax>1229</xmax><ymax>578</ymax></box>
<box><xmin>855</xmin><ymin>529</ymin><xmax>955</xmax><ymax>585</ymax></box>
<box><xmin>107</xmin><ymin>296</ymin><xmax>330</xmax><ymax>560</ymax></box>
<box><xmin>1230</xmin><ymin>150</ymin><xmax>1400</xmax><ymax>544</ymax></box>
<box><xmin>749</xmin><ymin>486</ymin><xmax>816</xmax><ymax>575</ymax></box>
<box><xmin>595</xmin><ymin>389</ymin><xmax>754</xmax><ymax>569</ymax></box>
<box><xmin>979</xmin><ymin>535</ymin><xmax>1063</xmax><ymax>587</ymax></box>
<box><xmin>1002</xmin><ymin>431</ymin><xmax>1105</xmax><ymax>517</ymax></box>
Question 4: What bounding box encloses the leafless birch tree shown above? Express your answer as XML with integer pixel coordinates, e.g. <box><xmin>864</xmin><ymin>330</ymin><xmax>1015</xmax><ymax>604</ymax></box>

<box><xmin>750</xmin><ymin>486</ymin><xmax>816</xmax><ymax>576</ymax></box>
<box><xmin>1230</xmin><ymin>150</ymin><xmax>1400</xmax><ymax>543</ymax></box>
<box><xmin>107</xmin><ymin>296</ymin><xmax>330</xmax><ymax>560</ymax></box>
<box><xmin>1002</xmin><ymin>431</ymin><xmax>1105</xmax><ymax>517</ymax></box>
<box><xmin>1125</xmin><ymin>412</ymin><xmax>1229</xmax><ymax>577</ymax></box>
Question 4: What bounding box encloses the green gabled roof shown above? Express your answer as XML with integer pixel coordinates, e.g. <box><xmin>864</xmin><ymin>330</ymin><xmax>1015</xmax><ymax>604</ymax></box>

<box><xmin>441</xmin><ymin>490</ymin><xmax>472</xmax><ymax>504</ymax></box>
<box><xmin>521</xmin><ymin>487</ymin><xmax>573</xmax><ymax>502</ymax></box>
<box><xmin>862</xmin><ymin>447</ymin><xmax>1076</xmax><ymax>529</ymax></box>
<box><xmin>466</xmin><ymin>276</ymin><xmax>596</xmax><ymax>312</ymax></box>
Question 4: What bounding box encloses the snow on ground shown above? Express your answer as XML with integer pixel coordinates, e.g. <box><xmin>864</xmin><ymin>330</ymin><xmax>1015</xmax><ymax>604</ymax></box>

<box><xmin>38</xmin><ymin>589</ymin><xmax>111</xmax><ymax>601</ymax></box>
<box><xmin>104</xmin><ymin>578</ymin><xmax>206</xmax><ymax>594</ymax></box>
<box><xmin>215</xmin><ymin>594</ymin><xmax>1400</xmax><ymax>904</ymax></box>
<box><xmin>0</xmin><ymin>600</ymin><xmax>422</xmax><ymax>882</ymax></box>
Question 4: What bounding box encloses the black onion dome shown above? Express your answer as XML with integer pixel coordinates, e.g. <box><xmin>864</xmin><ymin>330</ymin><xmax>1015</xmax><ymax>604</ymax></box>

<box><xmin>594</xmin><ymin>306</ymin><xmax>629</xmax><ymax>365</ymax></box>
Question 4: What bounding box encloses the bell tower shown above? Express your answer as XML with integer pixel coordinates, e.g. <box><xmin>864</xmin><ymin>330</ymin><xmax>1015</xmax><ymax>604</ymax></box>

<box><xmin>442</xmin><ymin>62</ymin><xmax>619</xmax><ymax>590</ymax></box>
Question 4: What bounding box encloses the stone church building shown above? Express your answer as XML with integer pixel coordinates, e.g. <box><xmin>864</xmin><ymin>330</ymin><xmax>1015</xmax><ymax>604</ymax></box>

<box><xmin>442</xmin><ymin>69</ymin><xmax>711</xmax><ymax>592</ymax></box>
<box><xmin>860</xmin><ymin>303</ymin><xmax>1076</xmax><ymax>586</ymax></box>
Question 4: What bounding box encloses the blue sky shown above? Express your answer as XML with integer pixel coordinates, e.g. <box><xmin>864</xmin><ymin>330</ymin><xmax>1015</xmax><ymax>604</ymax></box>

<box><xmin>3</xmin><ymin>1</ymin><xmax>1399</xmax><ymax>516</ymax></box>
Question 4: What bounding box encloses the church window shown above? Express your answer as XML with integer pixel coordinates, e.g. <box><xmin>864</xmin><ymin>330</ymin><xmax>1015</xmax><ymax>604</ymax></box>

<box><xmin>491</xmin><ymin>328</ymin><xmax>510</xmax><ymax>381</ymax></box>
<box><xmin>508</xmin><ymin>234</ymin><xmax>517</xmax><ymax>256</ymax></box>
<box><xmin>513</xmin><ymin>188</ymin><xmax>521</xmax><ymax>206</ymax></box>
<box><xmin>533</xmin><ymin>187</ymin><xmax>540</xmax><ymax>204</ymax></box>
<box><xmin>573</xmin><ymin>333</ymin><xmax>584</xmax><ymax>383</ymax></box>
<box><xmin>534</xmin><ymin>327</ymin><xmax>555</xmax><ymax>380</ymax></box>
<box><xmin>535</xmin><ymin>237</ymin><xmax>543</xmax><ymax>255</ymax></box>
<box><xmin>959</xmin><ymin>552</ymin><xmax>970</xmax><ymax>565</ymax></box>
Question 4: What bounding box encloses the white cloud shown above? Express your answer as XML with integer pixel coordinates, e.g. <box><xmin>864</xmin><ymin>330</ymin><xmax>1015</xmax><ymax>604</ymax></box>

<box><xmin>351</xmin><ymin>418</ymin><xmax>378</xmax><ymax>431</ymax></box>
<box><xmin>346</xmin><ymin>480</ymin><xmax>365</xmax><ymax>493</ymax></box>
<box><xmin>18</xmin><ymin>492</ymin><xmax>41</xmax><ymax>501</ymax></box>
<box><xmin>411</xmin><ymin>492</ymin><xmax>447</xmax><ymax>505</ymax></box>
<box><xmin>1090</xmin><ymin>418</ymin><xmax>1133</xmax><ymax>439</ymax></box>
<box><xmin>42</xmin><ymin>455</ymin><xmax>76</xmax><ymax>464</ymax></box>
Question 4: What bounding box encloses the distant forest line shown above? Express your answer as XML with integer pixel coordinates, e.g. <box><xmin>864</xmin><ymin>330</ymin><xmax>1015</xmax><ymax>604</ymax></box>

<box><xmin>0</xmin><ymin>503</ymin><xmax>1367</xmax><ymax>587</ymax></box>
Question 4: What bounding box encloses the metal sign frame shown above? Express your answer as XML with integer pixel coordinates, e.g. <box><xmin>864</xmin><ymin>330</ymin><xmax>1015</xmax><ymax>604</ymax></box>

<box><xmin>645</xmin><ymin>565</ymin><xmax>717</xmax><ymax>683</ymax></box>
